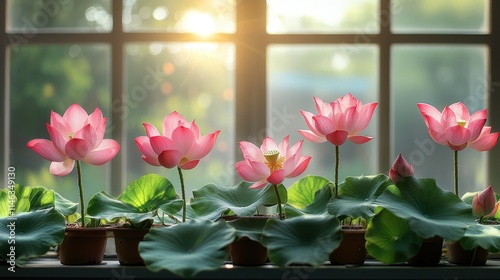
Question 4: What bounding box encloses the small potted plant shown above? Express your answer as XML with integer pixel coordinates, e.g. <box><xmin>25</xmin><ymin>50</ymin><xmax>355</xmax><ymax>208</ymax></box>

<box><xmin>26</xmin><ymin>104</ymin><xmax>120</xmax><ymax>265</ymax></box>
<box><xmin>416</xmin><ymin>101</ymin><xmax>500</xmax><ymax>265</ymax></box>
<box><xmin>445</xmin><ymin>186</ymin><xmax>500</xmax><ymax>265</ymax></box>
<box><xmin>365</xmin><ymin>154</ymin><xmax>474</xmax><ymax>266</ymax></box>
<box><xmin>298</xmin><ymin>93</ymin><xmax>378</xmax><ymax>265</ymax></box>
<box><xmin>86</xmin><ymin>173</ymin><xmax>183</xmax><ymax>265</ymax></box>
<box><xmin>130</xmin><ymin>111</ymin><xmax>236</xmax><ymax>278</ymax></box>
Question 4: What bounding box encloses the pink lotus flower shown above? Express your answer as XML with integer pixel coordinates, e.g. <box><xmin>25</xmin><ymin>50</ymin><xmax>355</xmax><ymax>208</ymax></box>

<box><xmin>27</xmin><ymin>104</ymin><xmax>120</xmax><ymax>176</ymax></box>
<box><xmin>135</xmin><ymin>111</ymin><xmax>220</xmax><ymax>170</ymax></box>
<box><xmin>472</xmin><ymin>186</ymin><xmax>499</xmax><ymax>219</ymax></box>
<box><xmin>299</xmin><ymin>94</ymin><xmax>378</xmax><ymax>146</ymax></box>
<box><xmin>389</xmin><ymin>154</ymin><xmax>414</xmax><ymax>184</ymax></box>
<box><xmin>236</xmin><ymin>136</ymin><xmax>311</xmax><ymax>189</ymax></box>
<box><xmin>417</xmin><ymin>102</ymin><xmax>498</xmax><ymax>151</ymax></box>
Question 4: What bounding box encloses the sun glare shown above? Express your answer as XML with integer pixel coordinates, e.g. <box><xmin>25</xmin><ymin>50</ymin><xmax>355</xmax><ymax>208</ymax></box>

<box><xmin>183</xmin><ymin>10</ymin><xmax>215</xmax><ymax>36</ymax></box>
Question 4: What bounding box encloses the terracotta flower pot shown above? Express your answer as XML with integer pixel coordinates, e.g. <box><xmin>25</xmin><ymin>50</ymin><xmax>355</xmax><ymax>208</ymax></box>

<box><xmin>329</xmin><ymin>228</ymin><xmax>367</xmax><ymax>265</ymax></box>
<box><xmin>230</xmin><ymin>236</ymin><xmax>268</xmax><ymax>266</ymax></box>
<box><xmin>445</xmin><ymin>241</ymin><xmax>489</xmax><ymax>266</ymax></box>
<box><xmin>220</xmin><ymin>215</ymin><xmax>272</xmax><ymax>266</ymax></box>
<box><xmin>113</xmin><ymin>228</ymin><xmax>150</xmax><ymax>266</ymax></box>
<box><xmin>407</xmin><ymin>236</ymin><xmax>443</xmax><ymax>266</ymax></box>
<box><xmin>58</xmin><ymin>227</ymin><xmax>108</xmax><ymax>265</ymax></box>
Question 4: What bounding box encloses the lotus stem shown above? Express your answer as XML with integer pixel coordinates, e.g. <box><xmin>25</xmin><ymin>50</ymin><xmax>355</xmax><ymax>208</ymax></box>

<box><xmin>335</xmin><ymin>145</ymin><xmax>339</xmax><ymax>199</ymax></box>
<box><xmin>76</xmin><ymin>160</ymin><xmax>85</xmax><ymax>227</ymax></box>
<box><xmin>177</xmin><ymin>167</ymin><xmax>187</xmax><ymax>222</ymax></box>
<box><xmin>454</xmin><ymin>150</ymin><xmax>459</xmax><ymax>197</ymax></box>
<box><xmin>273</xmin><ymin>184</ymin><xmax>284</xmax><ymax>220</ymax></box>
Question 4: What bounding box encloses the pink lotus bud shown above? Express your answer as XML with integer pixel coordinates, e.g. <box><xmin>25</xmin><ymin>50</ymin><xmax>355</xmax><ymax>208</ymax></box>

<box><xmin>472</xmin><ymin>186</ymin><xmax>499</xmax><ymax>218</ymax></box>
<box><xmin>389</xmin><ymin>154</ymin><xmax>414</xmax><ymax>184</ymax></box>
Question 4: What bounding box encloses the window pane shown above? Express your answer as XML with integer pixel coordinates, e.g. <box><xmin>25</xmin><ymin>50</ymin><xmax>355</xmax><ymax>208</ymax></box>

<box><xmin>267</xmin><ymin>0</ymin><xmax>379</xmax><ymax>34</ymax></box>
<box><xmin>9</xmin><ymin>44</ymin><xmax>111</xmax><ymax>204</ymax></box>
<box><xmin>125</xmin><ymin>43</ymin><xmax>235</xmax><ymax>198</ymax></box>
<box><xmin>7</xmin><ymin>0</ymin><xmax>112</xmax><ymax>33</ymax></box>
<box><xmin>391</xmin><ymin>45</ymin><xmax>488</xmax><ymax>195</ymax></box>
<box><xmin>268</xmin><ymin>45</ymin><xmax>379</xmax><ymax>185</ymax></box>
<box><xmin>391</xmin><ymin>0</ymin><xmax>489</xmax><ymax>34</ymax></box>
<box><xmin>123</xmin><ymin>0</ymin><xmax>236</xmax><ymax>34</ymax></box>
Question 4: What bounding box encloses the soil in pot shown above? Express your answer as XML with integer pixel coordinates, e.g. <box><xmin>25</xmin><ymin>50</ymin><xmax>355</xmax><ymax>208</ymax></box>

<box><xmin>113</xmin><ymin>227</ymin><xmax>150</xmax><ymax>266</ymax></box>
<box><xmin>445</xmin><ymin>241</ymin><xmax>489</xmax><ymax>266</ymax></box>
<box><xmin>329</xmin><ymin>227</ymin><xmax>367</xmax><ymax>265</ymax></box>
<box><xmin>407</xmin><ymin>236</ymin><xmax>443</xmax><ymax>266</ymax></box>
<box><xmin>58</xmin><ymin>227</ymin><xmax>108</xmax><ymax>265</ymax></box>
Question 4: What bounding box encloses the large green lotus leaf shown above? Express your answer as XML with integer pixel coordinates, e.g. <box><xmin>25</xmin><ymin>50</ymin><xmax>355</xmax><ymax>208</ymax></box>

<box><xmin>87</xmin><ymin>191</ymin><xmax>155</xmax><ymax>225</ymax></box>
<box><xmin>118</xmin><ymin>173</ymin><xmax>178</xmax><ymax>212</ymax></box>
<box><xmin>456</xmin><ymin>223</ymin><xmax>500</xmax><ymax>252</ymax></box>
<box><xmin>226</xmin><ymin>217</ymin><xmax>271</xmax><ymax>242</ymax></box>
<box><xmin>287</xmin><ymin>175</ymin><xmax>331</xmax><ymax>209</ymax></box>
<box><xmin>0</xmin><ymin>185</ymin><xmax>56</xmax><ymax>217</ymax></box>
<box><xmin>54</xmin><ymin>191</ymin><xmax>78</xmax><ymax>217</ymax></box>
<box><xmin>87</xmin><ymin>174</ymin><xmax>182</xmax><ymax>225</ymax></box>
<box><xmin>375</xmin><ymin>176</ymin><xmax>474</xmax><ymax>241</ymax></box>
<box><xmin>191</xmin><ymin>182</ymin><xmax>287</xmax><ymax>221</ymax></box>
<box><xmin>328</xmin><ymin>174</ymin><xmax>392</xmax><ymax>220</ymax></box>
<box><xmin>261</xmin><ymin>215</ymin><xmax>341</xmax><ymax>267</ymax></box>
<box><xmin>365</xmin><ymin>208</ymin><xmax>423</xmax><ymax>264</ymax></box>
<box><xmin>0</xmin><ymin>208</ymin><xmax>66</xmax><ymax>265</ymax></box>
<box><xmin>285</xmin><ymin>184</ymin><xmax>332</xmax><ymax>218</ymax></box>
<box><xmin>138</xmin><ymin>220</ymin><xmax>235</xmax><ymax>278</ymax></box>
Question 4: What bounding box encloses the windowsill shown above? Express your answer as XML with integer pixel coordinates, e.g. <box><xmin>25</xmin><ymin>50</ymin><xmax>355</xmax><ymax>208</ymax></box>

<box><xmin>2</xmin><ymin>254</ymin><xmax>500</xmax><ymax>280</ymax></box>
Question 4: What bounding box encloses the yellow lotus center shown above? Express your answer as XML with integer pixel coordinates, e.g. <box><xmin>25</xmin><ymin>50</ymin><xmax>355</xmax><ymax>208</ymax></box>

<box><xmin>263</xmin><ymin>150</ymin><xmax>285</xmax><ymax>172</ymax></box>
<box><xmin>457</xmin><ymin>119</ymin><xmax>467</xmax><ymax>127</ymax></box>
<box><xmin>68</xmin><ymin>133</ymin><xmax>74</xmax><ymax>139</ymax></box>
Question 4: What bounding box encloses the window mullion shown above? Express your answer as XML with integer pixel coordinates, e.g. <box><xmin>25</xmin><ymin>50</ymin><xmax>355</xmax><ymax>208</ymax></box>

<box><xmin>234</xmin><ymin>0</ymin><xmax>267</xmax><ymax>170</ymax></box>
<box><xmin>379</xmin><ymin>0</ymin><xmax>391</xmax><ymax>172</ymax></box>
<box><xmin>110</xmin><ymin>0</ymin><xmax>125</xmax><ymax>196</ymax></box>
<box><xmin>488</xmin><ymin>0</ymin><xmax>500</xmax><ymax>190</ymax></box>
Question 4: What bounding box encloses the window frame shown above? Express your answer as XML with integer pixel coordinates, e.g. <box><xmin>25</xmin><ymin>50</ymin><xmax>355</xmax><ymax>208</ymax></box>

<box><xmin>1</xmin><ymin>0</ymin><xmax>499</xmax><ymax>194</ymax></box>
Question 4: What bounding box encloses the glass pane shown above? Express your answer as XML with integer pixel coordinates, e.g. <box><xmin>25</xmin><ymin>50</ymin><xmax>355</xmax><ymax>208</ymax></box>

<box><xmin>7</xmin><ymin>0</ymin><xmax>112</xmax><ymax>33</ymax></box>
<box><xmin>125</xmin><ymin>43</ymin><xmax>235</xmax><ymax>199</ymax></box>
<box><xmin>268</xmin><ymin>45</ymin><xmax>379</xmax><ymax>185</ymax></box>
<box><xmin>391</xmin><ymin>0</ymin><xmax>489</xmax><ymax>34</ymax></box>
<box><xmin>123</xmin><ymin>0</ymin><xmax>236</xmax><ymax>34</ymax></box>
<box><xmin>391</xmin><ymin>45</ymin><xmax>488</xmax><ymax>195</ymax></box>
<box><xmin>9</xmin><ymin>44</ymin><xmax>111</xmax><ymax>204</ymax></box>
<box><xmin>267</xmin><ymin>0</ymin><xmax>379</xmax><ymax>34</ymax></box>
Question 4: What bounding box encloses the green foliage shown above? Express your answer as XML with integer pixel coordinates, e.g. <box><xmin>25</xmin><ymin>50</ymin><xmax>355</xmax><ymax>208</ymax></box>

<box><xmin>138</xmin><ymin>220</ymin><xmax>235</xmax><ymax>278</ymax></box>
<box><xmin>328</xmin><ymin>174</ymin><xmax>392</xmax><ymax>221</ymax></box>
<box><xmin>287</xmin><ymin>175</ymin><xmax>331</xmax><ymax>209</ymax></box>
<box><xmin>190</xmin><ymin>182</ymin><xmax>287</xmax><ymax>220</ymax></box>
<box><xmin>375</xmin><ymin>176</ymin><xmax>474</xmax><ymax>241</ymax></box>
<box><xmin>225</xmin><ymin>216</ymin><xmax>270</xmax><ymax>242</ymax></box>
<box><xmin>0</xmin><ymin>185</ymin><xmax>67</xmax><ymax>264</ymax></box>
<box><xmin>285</xmin><ymin>184</ymin><xmax>332</xmax><ymax>218</ymax></box>
<box><xmin>365</xmin><ymin>208</ymin><xmax>423</xmax><ymax>264</ymax></box>
<box><xmin>261</xmin><ymin>215</ymin><xmax>341</xmax><ymax>267</ymax></box>
<box><xmin>87</xmin><ymin>174</ymin><xmax>182</xmax><ymax>228</ymax></box>
<box><xmin>456</xmin><ymin>224</ymin><xmax>500</xmax><ymax>253</ymax></box>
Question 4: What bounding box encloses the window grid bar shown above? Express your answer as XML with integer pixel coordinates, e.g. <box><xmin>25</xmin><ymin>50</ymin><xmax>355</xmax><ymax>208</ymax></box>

<box><xmin>488</xmin><ymin>0</ymin><xmax>500</xmax><ymax>189</ymax></box>
<box><xmin>110</xmin><ymin>0</ymin><xmax>125</xmax><ymax>196</ymax></box>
